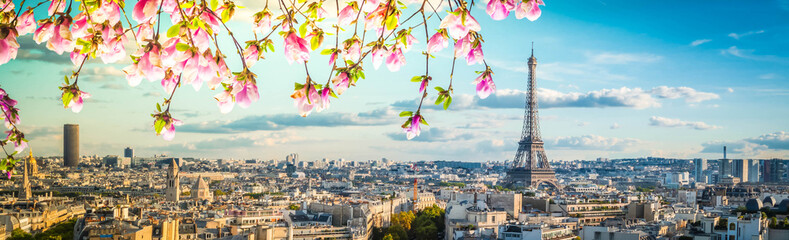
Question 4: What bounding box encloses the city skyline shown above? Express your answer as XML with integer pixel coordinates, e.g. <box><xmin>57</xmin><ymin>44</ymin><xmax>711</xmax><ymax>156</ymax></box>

<box><xmin>1</xmin><ymin>0</ymin><xmax>788</xmax><ymax>162</ymax></box>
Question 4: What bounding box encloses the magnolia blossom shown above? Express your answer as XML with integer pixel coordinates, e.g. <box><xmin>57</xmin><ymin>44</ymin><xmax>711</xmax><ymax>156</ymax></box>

<box><xmin>291</xmin><ymin>85</ymin><xmax>321</xmax><ymax>117</ymax></box>
<box><xmin>427</xmin><ymin>31</ymin><xmax>449</xmax><ymax>53</ymax></box>
<box><xmin>473</xmin><ymin>72</ymin><xmax>496</xmax><ymax>99</ymax></box>
<box><xmin>386</xmin><ymin>48</ymin><xmax>406</xmax><ymax>72</ymax></box>
<box><xmin>371</xmin><ymin>46</ymin><xmax>387</xmax><ymax>70</ymax></box>
<box><xmin>70</xmin><ymin>51</ymin><xmax>86</xmax><ymax>66</ymax></box>
<box><xmin>318</xmin><ymin>87</ymin><xmax>331</xmax><ymax>112</ymax></box>
<box><xmin>138</xmin><ymin>44</ymin><xmax>165</xmax><ymax>82</ymax></box>
<box><xmin>243</xmin><ymin>45</ymin><xmax>261</xmax><ymax>67</ymax></box>
<box><xmin>63</xmin><ymin>90</ymin><xmax>91</xmax><ymax>113</ymax></box>
<box><xmin>253</xmin><ymin>9</ymin><xmax>272</xmax><ymax>34</ymax></box>
<box><xmin>404</xmin><ymin>115</ymin><xmax>422</xmax><ymax>140</ymax></box>
<box><xmin>466</xmin><ymin>43</ymin><xmax>484</xmax><ymax>65</ymax></box>
<box><xmin>329</xmin><ymin>51</ymin><xmax>338</xmax><ymax>66</ymax></box>
<box><xmin>0</xmin><ymin>31</ymin><xmax>19</xmax><ymax>65</ymax></box>
<box><xmin>338</xmin><ymin>4</ymin><xmax>358</xmax><ymax>26</ymax></box>
<box><xmin>160</xmin><ymin>117</ymin><xmax>182</xmax><ymax>141</ymax></box>
<box><xmin>71</xmin><ymin>13</ymin><xmax>89</xmax><ymax>38</ymax></box>
<box><xmin>440</xmin><ymin>9</ymin><xmax>482</xmax><ymax>39</ymax></box>
<box><xmin>398</xmin><ymin>33</ymin><xmax>419</xmax><ymax>52</ymax></box>
<box><xmin>93</xmin><ymin>0</ymin><xmax>121</xmax><ymax>25</ymax></box>
<box><xmin>192</xmin><ymin>28</ymin><xmax>211</xmax><ymax>53</ymax></box>
<box><xmin>486</xmin><ymin>0</ymin><xmax>510</xmax><ymax>20</ymax></box>
<box><xmin>332</xmin><ymin>72</ymin><xmax>351</xmax><ymax>95</ymax></box>
<box><xmin>101</xmin><ymin>37</ymin><xmax>126</xmax><ymax>64</ymax></box>
<box><xmin>136</xmin><ymin>23</ymin><xmax>154</xmax><ymax>44</ymax></box>
<box><xmin>33</xmin><ymin>22</ymin><xmax>53</xmax><ymax>44</ymax></box>
<box><xmin>419</xmin><ymin>78</ymin><xmax>428</xmax><ymax>93</ymax></box>
<box><xmin>16</xmin><ymin>10</ymin><xmax>37</xmax><ymax>36</ymax></box>
<box><xmin>133</xmin><ymin>0</ymin><xmax>160</xmax><ymax>23</ymax></box>
<box><xmin>516</xmin><ymin>0</ymin><xmax>545</xmax><ymax>21</ymax></box>
<box><xmin>161</xmin><ymin>74</ymin><xmax>178</xmax><ymax>93</ymax></box>
<box><xmin>233</xmin><ymin>80</ymin><xmax>259</xmax><ymax>109</ymax></box>
<box><xmin>214</xmin><ymin>89</ymin><xmax>235</xmax><ymax>114</ymax></box>
<box><xmin>48</xmin><ymin>0</ymin><xmax>66</xmax><ymax>15</ymax></box>
<box><xmin>46</xmin><ymin>18</ymin><xmax>74</xmax><ymax>54</ymax></box>
<box><xmin>454</xmin><ymin>34</ymin><xmax>472</xmax><ymax>58</ymax></box>
<box><xmin>208</xmin><ymin>57</ymin><xmax>231</xmax><ymax>89</ymax></box>
<box><xmin>343</xmin><ymin>38</ymin><xmax>362</xmax><ymax>62</ymax></box>
<box><xmin>284</xmin><ymin>32</ymin><xmax>310</xmax><ymax>64</ymax></box>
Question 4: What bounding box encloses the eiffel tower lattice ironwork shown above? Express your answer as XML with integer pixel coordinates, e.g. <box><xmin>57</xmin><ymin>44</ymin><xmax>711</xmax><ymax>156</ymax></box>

<box><xmin>504</xmin><ymin>48</ymin><xmax>560</xmax><ymax>190</ymax></box>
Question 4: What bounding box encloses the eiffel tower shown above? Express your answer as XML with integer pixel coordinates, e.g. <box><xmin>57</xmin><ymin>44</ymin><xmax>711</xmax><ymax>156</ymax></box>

<box><xmin>504</xmin><ymin>47</ymin><xmax>560</xmax><ymax>190</ymax></box>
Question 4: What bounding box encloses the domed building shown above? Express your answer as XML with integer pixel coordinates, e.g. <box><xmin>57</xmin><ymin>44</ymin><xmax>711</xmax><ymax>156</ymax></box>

<box><xmin>778</xmin><ymin>199</ymin><xmax>789</xmax><ymax>213</ymax></box>
<box><xmin>191</xmin><ymin>175</ymin><xmax>213</xmax><ymax>201</ymax></box>
<box><xmin>763</xmin><ymin>196</ymin><xmax>777</xmax><ymax>208</ymax></box>
<box><xmin>745</xmin><ymin>198</ymin><xmax>763</xmax><ymax>212</ymax></box>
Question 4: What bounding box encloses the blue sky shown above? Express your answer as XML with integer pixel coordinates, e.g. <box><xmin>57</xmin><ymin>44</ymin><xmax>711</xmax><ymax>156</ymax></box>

<box><xmin>2</xmin><ymin>0</ymin><xmax>788</xmax><ymax>162</ymax></box>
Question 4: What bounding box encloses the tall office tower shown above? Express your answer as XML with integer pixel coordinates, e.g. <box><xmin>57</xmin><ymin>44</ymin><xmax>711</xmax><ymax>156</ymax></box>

<box><xmin>124</xmin><ymin>147</ymin><xmax>134</xmax><ymax>159</ymax></box>
<box><xmin>694</xmin><ymin>159</ymin><xmax>707</xmax><ymax>183</ymax></box>
<box><xmin>747</xmin><ymin>159</ymin><xmax>760</xmax><ymax>182</ymax></box>
<box><xmin>719</xmin><ymin>159</ymin><xmax>732</xmax><ymax>179</ymax></box>
<box><xmin>763</xmin><ymin>159</ymin><xmax>786</xmax><ymax>183</ymax></box>
<box><xmin>165</xmin><ymin>159</ymin><xmax>180</xmax><ymax>202</ymax></box>
<box><xmin>732</xmin><ymin>159</ymin><xmax>748</xmax><ymax>182</ymax></box>
<box><xmin>63</xmin><ymin>124</ymin><xmax>79</xmax><ymax>167</ymax></box>
<box><xmin>286</xmin><ymin>153</ymin><xmax>298</xmax><ymax>165</ymax></box>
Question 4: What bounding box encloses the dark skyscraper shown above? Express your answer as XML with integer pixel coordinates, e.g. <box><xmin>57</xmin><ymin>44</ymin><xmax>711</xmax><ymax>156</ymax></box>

<box><xmin>63</xmin><ymin>124</ymin><xmax>79</xmax><ymax>167</ymax></box>
<box><xmin>124</xmin><ymin>147</ymin><xmax>134</xmax><ymax>159</ymax></box>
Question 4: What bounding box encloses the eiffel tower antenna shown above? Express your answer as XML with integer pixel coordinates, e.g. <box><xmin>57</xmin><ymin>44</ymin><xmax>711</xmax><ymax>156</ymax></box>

<box><xmin>504</xmin><ymin>47</ymin><xmax>560</xmax><ymax>190</ymax></box>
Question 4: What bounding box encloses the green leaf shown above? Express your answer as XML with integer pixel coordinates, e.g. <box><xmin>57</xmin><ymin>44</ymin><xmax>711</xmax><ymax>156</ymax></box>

<box><xmin>320</xmin><ymin>48</ymin><xmax>334</xmax><ymax>55</ymax></box>
<box><xmin>221</xmin><ymin>9</ymin><xmax>230</xmax><ymax>23</ymax></box>
<box><xmin>419</xmin><ymin>116</ymin><xmax>429</xmax><ymax>126</ymax></box>
<box><xmin>310</xmin><ymin>35</ymin><xmax>320</xmax><ymax>50</ymax></box>
<box><xmin>167</xmin><ymin>23</ymin><xmax>181</xmax><ymax>38</ymax></box>
<box><xmin>64</xmin><ymin>75</ymin><xmax>70</xmax><ymax>85</ymax></box>
<box><xmin>385</xmin><ymin>15</ymin><xmax>398</xmax><ymax>30</ymax></box>
<box><xmin>434</xmin><ymin>86</ymin><xmax>445</xmax><ymax>92</ymax></box>
<box><xmin>156</xmin><ymin>103</ymin><xmax>162</xmax><ymax>112</ymax></box>
<box><xmin>329</xmin><ymin>89</ymin><xmax>338</xmax><ymax>98</ymax></box>
<box><xmin>176</xmin><ymin>43</ymin><xmax>191</xmax><ymax>51</ymax></box>
<box><xmin>210</xmin><ymin>0</ymin><xmax>219</xmax><ymax>11</ymax></box>
<box><xmin>299</xmin><ymin>22</ymin><xmax>308</xmax><ymax>38</ymax></box>
<box><xmin>294</xmin><ymin>82</ymin><xmax>304</xmax><ymax>90</ymax></box>
<box><xmin>181</xmin><ymin>1</ymin><xmax>194</xmax><ymax>8</ymax></box>
<box><xmin>154</xmin><ymin>119</ymin><xmax>166</xmax><ymax>134</ymax></box>
<box><xmin>410</xmin><ymin>76</ymin><xmax>422</xmax><ymax>82</ymax></box>
<box><xmin>266</xmin><ymin>42</ymin><xmax>275</xmax><ymax>52</ymax></box>
<box><xmin>399</xmin><ymin>111</ymin><xmax>413</xmax><ymax>117</ymax></box>
<box><xmin>444</xmin><ymin>96</ymin><xmax>452</xmax><ymax>110</ymax></box>
<box><xmin>62</xmin><ymin>92</ymin><xmax>73</xmax><ymax>107</ymax></box>
<box><xmin>434</xmin><ymin>95</ymin><xmax>444</xmax><ymax>105</ymax></box>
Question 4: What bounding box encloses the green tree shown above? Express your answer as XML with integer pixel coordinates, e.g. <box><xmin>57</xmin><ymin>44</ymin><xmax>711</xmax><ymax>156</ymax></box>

<box><xmin>386</xmin><ymin>224</ymin><xmax>408</xmax><ymax>240</ymax></box>
<box><xmin>288</xmin><ymin>204</ymin><xmax>301</xmax><ymax>210</ymax></box>
<box><xmin>391</xmin><ymin>212</ymin><xmax>415</xmax><ymax>231</ymax></box>
<box><xmin>10</xmin><ymin>229</ymin><xmax>33</xmax><ymax>240</ymax></box>
<box><xmin>382</xmin><ymin>234</ymin><xmax>394</xmax><ymax>240</ymax></box>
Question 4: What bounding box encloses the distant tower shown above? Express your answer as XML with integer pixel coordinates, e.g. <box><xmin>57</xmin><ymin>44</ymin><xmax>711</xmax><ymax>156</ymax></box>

<box><xmin>191</xmin><ymin>175</ymin><xmax>213</xmax><ymax>201</ymax></box>
<box><xmin>166</xmin><ymin>159</ymin><xmax>180</xmax><ymax>202</ymax></box>
<box><xmin>20</xmin><ymin>152</ymin><xmax>32</xmax><ymax>200</ymax></box>
<box><xmin>124</xmin><ymin>147</ymin><xmax>134</xmax><ymax>159</ymax></box>
<box><xmin>504</xmin><ymin>47</ymin><xmax>560</xmax><ymax>190</ymax></box>
<box><xmin>28</xmin><ymin>148</ymin><xmax>38</xmax><ymax>176</ymax></box>
<box><xmin>63</xmin><ymin>124</ymin><xmax>79</xmax><ymax>167</ymax></box>
<box><xmin>694</xmin><ymin>159</ymin><xmax>707</xmax><ymax>183</ymax></box>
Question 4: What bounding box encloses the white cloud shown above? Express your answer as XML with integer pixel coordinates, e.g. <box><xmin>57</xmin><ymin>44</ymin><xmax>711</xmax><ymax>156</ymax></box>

<box><xmin>759</xmin><ymin>73</ymin><xmax>778</xmax><ymax>79</ymax></box>
<box><xmin>728</xmin><ymin>30</ymin><xmax>765</xmax><ymax>40</ymax></box>
<box><xmin>649</xmin><ymin>86</ymin><xmax>720</xmax><ymax>103</ymax></box>
<box><xmin>727</xmin><ymin>88</ymin><xmax>734</xmax><ymax>93</ymax></box>
<box><xmin>649</xmin><ymin>116</ymin><xmax>720</xmax><ymax>130</ymax></box>
<box><xmin>610</xmin><ymin>123</ymin><xmax>620</xmax><ymax>129</ymax></box>
<box><xmin>577</xmin><ymin>121</ymin><xmax>589</xmax><ymax>127</ymax></box>
<box><xmin>690</xmin><ymin>39</ymin><xmax>712</xmax><ymax>47</ymax></box>
<box><xmin>745</xmin><ymin>131</ymin><xmax>789</xmax><ymax>150</ymax></box>
<box><xmin>549</xmin><ymin>135</ymin><xmax>640</xmax><ymax>151</ymax></box>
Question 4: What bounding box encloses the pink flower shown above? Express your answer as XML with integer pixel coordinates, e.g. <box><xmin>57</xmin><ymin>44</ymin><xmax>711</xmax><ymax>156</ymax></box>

<box><xmin>516</xmin><ymin>0</ymin><xmax>545</xmax><ymax>21</ymax></box>
<box><xmin>46</xmin><ymin>17</ymin><xmax>74</xmax><ymax>55</ymax></box>
<box><xmin>94</xmin><ymin>0</ymin><xmax>121</xmax><ymax>25</ymax></box>
<box><xmin>16</xmin><ymin>10</ymin><xmax>37</xmax><ymax>36</ymax></box>
<box><xmin>243</xmin><ymin>44</ymin><xmax>260</xmax><ymax>67</ymax></box>
<box><xmin>214</xmin><ymin>89</ymin><xmax>235</xmax><ymax>114</ymax></box>
<box><xmin>133</xmin><ymin>0</ymin><xmax>160</xmax><ymax>23</ymax></box>
<box><xmin>487</xmin><ymin>0</ymin><xmax>510</xmax><ymax>20</ymax></box>
<box><xmin>160</xmin><ymin>37</ymin><xmax>182</xmax><ymax>68</ymax></box>
<box><xmin>159</xmin><ymin>117</ymin><xmax>182</xmax><ymax>141</ymax></box>
<box><xmin>419</xmin><ymin>79</ymin><xmax>428</xmax><ymax>93</ymax></box>
<box><xmin>1</xmin><ymin>1</ymin><xmax>14</xmax><ymax>13</ymax></box>
<box><xmin>199</xmin><ymin>8</ymin><xmax>221</xmax><ymax>33</ymax></box>
<box><xmin>454</xmin><ymin>34</ymin><xmax>471</xmax><ymax>58</ymax></box>
<box><xmin>136</xmin><ymin>23</ymin><xmax>154</xmax><ymax>45</ymax></box>
<box><xmin>403</xmin><ymin>115</ymin><xmax>422</xmax><ymax>140</ymax></box>
<box><xmin>13</xmin><ymin>139</ymin><xmax>27</xmax><ymax>153</ymax></box>
<box><xmin>193</xmin><ymin>51</ymin><xmax>220</xmax><ymax>91</ymax></box>
<box><xmin>343</xmin><ymin>38</ymin><xmax>362</xmax><ymax>62</ymax></box>
<box><xmin>318</xmin><ymin>87</ymin><xmax>331</xmax><ymax>112</ymax></box>
<box><xmin>398</xmin><ymin>33</ymin><xmax>419</xmax><ymax>52</ymax></box>
<box><xmin>232</xmin><ymin>80</ymin><xmax>259</xmax><ymax>109</ymax></box>
<box><xmin>138</xmin><ymin>44</ymin><xmax>165</xmax><ymax>82</ymax></box>
<box><xmin>332</xmin><ymin>72</ymin><xmax>351</xmax><ymax>95</ymax></box>
<box><xmin>161</xmin><ymin>74</ymin><xmax>178</xmax><ymax>93</ymax></box>
<box><xmin>70</xmin><ymin>51</ymin><xmax>86</xmax><ymax>66</ymax></box>
<box><xmin>253</xmin><ymin>9</ymin><xmax>272</xmax><ymax>34</ymax></box>
<box><xmin>329</xmin><ymin>51</ymin><xmax>338</xmax><ymax>66</ymax></box>
<box><xmin>0</xmin><ymin>30</ymin><xmax>19</xmax><ymax>65</ymax></box>
<box><xmin>427</xmin><ymin>31</ymin><xmax>449</xmax><ymax>54</ymax></box>
<box><xmin>48</xmin><ymin>0</ymin><xmax>66</xmax><ymax>16</ymax></box>
<box><xmin>473</xmin><ymin>71</ymin><xmax>496</xmax><ymax>99</ymax></box>
<box><xmin>338</xmin><ymin>4</ymin><xmax>358</xmax><ymax>26</ymax></box>
<box><xmin>100</xmin><ymin>37</ymin><xmax>126</xmax><ymax>64</ymax></box>
<box><xmin>71</xmin><ymin>13</ymin><xmax>89</xmax><ymax>39</ymax></box>
<box><xmin>33</xmin><ymin>22</ymin><xmax>53</xmax><ymax>44</ymax></box>
<box><xmin>122</xmin><ymin>64</ymin><xmax>143</xmax><ymax>87</ymax></box>
<box><xmin>64</xmin><ymin>90</ymin><xmax>91</xmax><ymax>113</ymax></box>
<box><xmin>284</xmin><ymin>32</ymin><xmax>310</xmax><ymax>65</ymax></box>
<box><xmin>192</xmin><ymin>28</ymin><xmax>211</xmax><ymax>53</ymax></box>
<box><xmin>371</xmin><ymin>46</ymin><xmax>387</xmax><ymax>70</ymax></box>
<box><xmin>386</xmin><ymin>48</ymin><xmax>406</xmax><ymax>72</ymax></box>
<box><xmin>466</xmin><ymin>43</ymin><xmax>484</xmax><ymax>65</ymax></box>
<box><xmin>291</xmin><ymin>84</ymin><xmax>320</xmax><ymax>117</ymax></box>
<box><xmin>439</xmin><ymin>9</ymin><xmax>482</xmax><ymax>40</ymax></box>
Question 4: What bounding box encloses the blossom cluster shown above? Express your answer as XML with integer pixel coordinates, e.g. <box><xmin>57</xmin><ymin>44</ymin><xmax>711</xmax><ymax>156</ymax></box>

<box><xmin>0</xmin><ymin>87</ymin><xmax>24</xmax><ymax>179</ymax></box>
<box><xmin>0</xmin><ymin>0</ymin><xmax>548</xmax><ymax>144</ymax></box>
